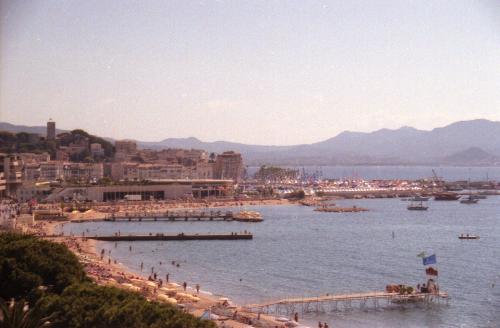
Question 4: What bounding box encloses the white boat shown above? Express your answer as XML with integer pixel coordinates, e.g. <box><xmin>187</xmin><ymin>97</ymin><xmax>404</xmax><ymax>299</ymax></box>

<box><xmin>407</xmin><ymin>201</ymin><xmax>428</xmax><ymax>211</ymax></box>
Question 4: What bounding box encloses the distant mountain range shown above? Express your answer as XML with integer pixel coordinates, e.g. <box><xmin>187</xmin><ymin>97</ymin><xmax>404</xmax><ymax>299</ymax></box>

<box><xmin>2</xmin><ymin>119</ymin><xmax>500</xmax><ymax>166</ymax></box>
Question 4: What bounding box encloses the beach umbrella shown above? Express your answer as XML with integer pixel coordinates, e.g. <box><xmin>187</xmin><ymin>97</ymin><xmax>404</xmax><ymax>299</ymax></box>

<box><xmin>157</xmin><ymin>294</ymin><xmax>177</xmax><ymax>304</ymax></box>
<box><xmin>166</xmin><ymin>282</ymin><xmax>180</xmax><ymax>288</ymax></box>
<box><xmin>145</xmin><ymin>281</ymin><xmax>157</xmax><ymax>288</ymax></box>
<box><xmin>276</xmin><ymin>317</ymin><xmax>289</xmax><ymax>322</ymax></box>
<box><xmin>159</xmin><ymin>287</ymin><xmax>177</xmax><ymax>295</ymax></box>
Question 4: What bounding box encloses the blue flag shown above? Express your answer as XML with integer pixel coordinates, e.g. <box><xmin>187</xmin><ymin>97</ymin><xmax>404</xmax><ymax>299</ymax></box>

<box><xmin>422</xmin><ymin>254</ymin><xmax>437</xmax><ymax>265</ymax></box>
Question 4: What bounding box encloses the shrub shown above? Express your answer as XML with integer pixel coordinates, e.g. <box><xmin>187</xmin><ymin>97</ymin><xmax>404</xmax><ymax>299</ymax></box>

<box><xmin>0</xmin><ymin>233</ymin><xmax>86</xmax><ymax>300</ymax></box>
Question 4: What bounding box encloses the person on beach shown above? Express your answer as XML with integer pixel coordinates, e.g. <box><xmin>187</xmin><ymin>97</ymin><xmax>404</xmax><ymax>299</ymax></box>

<box><xmin>166</xmin><ymin>273</ymin><xmax>169</xmax><ymax>282</ymax></box>
<box><xmin>153</xmin><ymin>272</ymin><xmax>157</xmax><ymax>280</ymax></box>
<box><xmin>318</xmin><ymin>322</ymin><xmax>323</xmax><ymax>328</ymax></box>
<box><xmin>294</xmin><ymin>312</ymin><xmax>299</xmax><ymax>322</ymax></box>
<box><xmin>183</xmin><ymin>282</ymin><xmax>187</xmax><ymax>291</ymax></box>
<box><xmin>141</xmin><ymin>262</ymin><xmax>144</xmax><ymax>271</ymax></box>
<box><xmin>196</xmin><ymin>284</ymin><xmax>200</xmax><ymax>294</ymax></box>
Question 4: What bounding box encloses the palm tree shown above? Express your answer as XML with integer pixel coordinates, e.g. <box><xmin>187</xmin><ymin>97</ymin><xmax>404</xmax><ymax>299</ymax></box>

<box><xmin>0</xmin><ymin>298</ymin><xmax>53</xmax><ymax>328</ymax></box>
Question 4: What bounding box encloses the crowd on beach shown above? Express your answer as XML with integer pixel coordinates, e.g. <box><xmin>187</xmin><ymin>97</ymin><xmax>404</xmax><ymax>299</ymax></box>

<box><xmin>7</xmin><ymin>198</ymin><xmax>304</xmax><ymax>328</ymax></box>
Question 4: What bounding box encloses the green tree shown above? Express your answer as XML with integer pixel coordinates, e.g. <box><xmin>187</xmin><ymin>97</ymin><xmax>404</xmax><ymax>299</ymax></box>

<box><xmin>0</xmin><ymin>234</ymin><xmax>86</xmax><ymax>300</ymax></box>
<box><xmin>44</xmin><ymin>283</ymin><xmax>214</xmax><ymax>328</ymax></box>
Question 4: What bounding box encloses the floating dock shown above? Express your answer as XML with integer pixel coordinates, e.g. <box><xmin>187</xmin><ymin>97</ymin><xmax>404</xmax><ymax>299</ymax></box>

<box><xmin>244</xmin><ymin>291</ymin><xmax>449</xmax><ymax>314</ymax></box>
<box><xmin>86</xmin><ymin>232</ymin><xmax>253</xmax><ymax>241</ymax></box>
<box><xmin>314</xmin><ymin>206</ymin><xmax>368</xmax><ymax>213</ymax></box>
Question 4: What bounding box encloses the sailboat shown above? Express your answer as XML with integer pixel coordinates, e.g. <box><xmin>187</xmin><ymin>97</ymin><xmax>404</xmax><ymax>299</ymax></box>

<box><xmin>460</xmin><ymin>178</ymin><xmax>478</xmax><ymax>204</ymax></box>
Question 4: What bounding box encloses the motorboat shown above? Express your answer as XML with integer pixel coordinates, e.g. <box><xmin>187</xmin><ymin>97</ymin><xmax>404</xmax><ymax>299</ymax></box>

<box><xmin>434</xmin><ymin>192</ymin><xmax>460</xmax><ymax>201</ymax></box>
<box><xmin>407</xmin><ymin>201</ymin><xmax>428</xmax><ymax>211</ymax></box>
<box><xmin>460</xmin><ymin>197</ymin><xmax>479</xmax><ymax>204</ymax></box>
<box><xmin>458</xmin><ymin>234</ymin><xmax>480</xmax><ymax>240</ymax></box>
<box><xmin>232</xmin><ymin>211</ymin><xmax>263</xmax><ymax>222</ymax></box>
<box><xmin>410</xmin><ymin>195</ymin><xmax>430</xmax><ymax>201</ymax></box>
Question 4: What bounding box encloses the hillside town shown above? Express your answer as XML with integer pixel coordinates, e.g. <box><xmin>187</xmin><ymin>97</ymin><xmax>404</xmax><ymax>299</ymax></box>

<box><xmin>2</xmin><ymin>120</ymin><xmax>500</xmax><ymax>209</ymax></box>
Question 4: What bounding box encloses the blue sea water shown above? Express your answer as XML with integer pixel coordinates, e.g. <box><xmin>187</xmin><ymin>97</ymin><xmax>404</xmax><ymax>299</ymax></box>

<box><xmin>61</xmin><ymin>197</ymin><xmax>500</xmax><ymax>327</ymax></box>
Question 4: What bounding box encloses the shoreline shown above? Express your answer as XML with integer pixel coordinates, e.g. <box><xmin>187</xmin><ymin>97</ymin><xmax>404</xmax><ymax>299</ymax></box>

<box><xmin>35</xmin><ymin>211</ymin><xmax>287</xmax><ymax>328</ymax></box>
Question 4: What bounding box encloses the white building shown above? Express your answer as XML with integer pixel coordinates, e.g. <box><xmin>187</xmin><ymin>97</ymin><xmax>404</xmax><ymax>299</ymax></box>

<box><xmin>90</xmin><ymin>143</ymin><xmax>105</xmax><ymax>157</ymax></box>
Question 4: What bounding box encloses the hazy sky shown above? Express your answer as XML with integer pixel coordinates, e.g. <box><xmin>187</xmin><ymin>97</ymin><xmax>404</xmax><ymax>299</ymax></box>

<box><xmin>1</xmin><ymin>0</ymin><xmax>499</xmax><ymax>145</ymax></box>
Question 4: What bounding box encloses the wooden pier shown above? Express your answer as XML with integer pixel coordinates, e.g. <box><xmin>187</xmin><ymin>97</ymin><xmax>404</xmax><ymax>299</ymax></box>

<box><xmin>244</xmin><ymin>291</ymin><xmax>449</xmax><ymax>314</ymax></box>
<box><xmin>86</xmin><ymin>232</ymin><xmax>253</xmax><ymax>242</ymax></box>
<box><xmin>71</xmin><ymin>210</ymin><xmax>262</xmax><ymax>223</ymax></box>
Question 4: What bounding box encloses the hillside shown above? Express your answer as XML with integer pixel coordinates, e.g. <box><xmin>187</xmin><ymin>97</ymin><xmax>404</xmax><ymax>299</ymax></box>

<box><xmin>2</xmin><ymin>119</ymin><xmax>500</xmax><ymax>165</ymax></box>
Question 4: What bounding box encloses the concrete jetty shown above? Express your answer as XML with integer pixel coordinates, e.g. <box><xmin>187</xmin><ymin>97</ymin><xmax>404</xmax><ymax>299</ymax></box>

<box><xmin>86</xmin><ymin>232</ymin><xmax>253</xmax><ymax>241</ymax></box>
